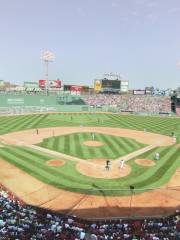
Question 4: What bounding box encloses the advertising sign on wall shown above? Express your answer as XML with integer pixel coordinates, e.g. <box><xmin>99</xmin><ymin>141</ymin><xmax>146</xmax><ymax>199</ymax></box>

<box><xmin>133</xmin><ymin>90</ymin><xmax>146</xmax><ymax>95</ymax></box>
<box><xmin>94</xmin><ymin>80</ymin><xmax>102</xmax><ymax>92</ymax></box>
<box><xmin>39</xmin><ymin>80</ymin><xmax>61</xmax><ymax>88</ymax></box>
<box><xmin>24</xmin><ymin>82</ymin><xmax>38</xmax><ymax>88</ymax></box>
<box><xmin>70</xmin><ymin>85</ymin><xmax>83</xmax><ymax>92</ymax></box>
<box><xmin>39</xmin><ymin>80</ymin><xmax>46</xmax><ymax>88</ymax></box>
<box><xmin>49</xmin><ymin>80</ymin><xmax>61</xmax><ymax>88</ymax></box>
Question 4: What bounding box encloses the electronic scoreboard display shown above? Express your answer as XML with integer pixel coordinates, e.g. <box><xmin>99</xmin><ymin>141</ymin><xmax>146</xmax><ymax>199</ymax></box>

<box><xmin>101</xmin><ymin>79</ymin><xmax>120</xmax><ymax>90</ymax></box>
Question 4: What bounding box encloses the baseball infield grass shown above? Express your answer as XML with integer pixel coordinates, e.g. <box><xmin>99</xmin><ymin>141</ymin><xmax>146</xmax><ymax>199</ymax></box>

<box><xmin>0</xmin><ymin>112</ymin><xmax>180</xmax><ymax>196</ymax></box>
<box><xmin>0</xmin><ymin>144</ymin><xmax>179</xmax><ymax>196</ymax></box>
<box><xmin>37</xmin><ymin>132</ymin><xmax>146</xmax><ymax>159</ymax></box>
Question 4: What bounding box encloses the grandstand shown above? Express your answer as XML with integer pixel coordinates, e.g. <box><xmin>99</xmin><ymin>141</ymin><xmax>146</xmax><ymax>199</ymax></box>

<box><xmin>0</xmin><ymin>184</ymin><xmax>179</xmax><ymax>239</ymax></box>
<box><xmin>84</xmin><ymin>94</ymin><xmax>172</xmax><ymax>114</ymax></box>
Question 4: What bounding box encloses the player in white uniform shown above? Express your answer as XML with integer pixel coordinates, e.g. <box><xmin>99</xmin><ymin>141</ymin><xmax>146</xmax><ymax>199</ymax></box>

<box><xmin>155</xmin><ymin>152</ymin><xmax>160</xmax><ymax>160</ymax></box>
<box><xmin>120</xmin><ymin>160</ymin><xmax>125</xmax><ymax>169</ymax></box>
<box><xmin>91</xmin><ymin>132</ymin><xmax>95</xmax><ymax>140</ymax></box>
<box><xmin>173</xmin><ymin>136</ymin><xmax>176</xmax><ymax>144</ymax></box>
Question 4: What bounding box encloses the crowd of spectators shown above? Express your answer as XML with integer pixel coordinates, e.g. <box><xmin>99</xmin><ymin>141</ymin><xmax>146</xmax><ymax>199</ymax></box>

<box><xmin>0</xmin><ymin>184</ymin><xmax>179</xmax><ymax>240</ymax></box>
<box><xmin>84</xmin><ymin>94</ymin><xmax>171</xmax><ymax>113</ymax></box>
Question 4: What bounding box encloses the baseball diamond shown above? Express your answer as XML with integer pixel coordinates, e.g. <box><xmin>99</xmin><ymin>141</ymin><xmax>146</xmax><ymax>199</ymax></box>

<box><xmin>0</xmin><ymin>112</ymin><xmax>179</xmax><ymax>219</ymax></box>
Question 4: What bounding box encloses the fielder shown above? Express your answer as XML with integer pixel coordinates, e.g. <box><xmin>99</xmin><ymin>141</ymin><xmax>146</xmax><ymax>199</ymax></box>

<box><xmin>108</xmin><ymin>160</ymin><xmax>112</xmax><ymax>170</ymax></box>
<box><xmin>120</xmin><ymin>159</ymin><xmax>125</xmax><ymax>169</ymax></box>
<box><xmin>173</xmin><ymin>136</ymin><xmax>176</xmax><ymax>144</ymax></box>
<box><xmin>105</xmin><ymin>159</ymin><xmax>111</xmax><ymax>171</ymax></box>
<box><xmin>91</xmin><ymin>132</ymin><xmax>95</xmax><ymax>140</ymax></box>
<box><xmin>155</xmin><ymin>152</ymin><xmax>160</xmax><ymax>160</ymax></box>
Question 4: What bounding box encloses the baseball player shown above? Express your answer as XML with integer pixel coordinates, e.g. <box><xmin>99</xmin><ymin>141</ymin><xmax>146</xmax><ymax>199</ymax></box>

<box><xmin>120</xmin><ymin>159</ymin><xmax>125</xmax><ymax>169</ymax></box>
<box><xmin>106</xmin><ymin>160</ymin><xmax>110</xmax><ymax>171</ymax></box>
<box><xmin>173</xmin><ymin>136</ymin><xmax>176</xmax><ymax>144</ymax></box>
<box><xmin>91</xmin><ymin>132</ymin><xmax>95</xmax><ymax>140</ymax></box>
<box><xmin>108</xmin><ymin>160</ymin><xmax>112</xmax><ymax>170</ymax></box>
<box><xmin>155</xmin><ymin>152</ymin><xmax>160</xmax><ymax>160</ymax></box>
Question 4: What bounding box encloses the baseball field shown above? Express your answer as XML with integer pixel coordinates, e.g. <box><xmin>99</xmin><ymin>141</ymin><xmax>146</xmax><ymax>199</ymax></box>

<box><xmin>0</xmin><ymin>112</ymin><xmax>179</xmax><ymax>218</ymax></box>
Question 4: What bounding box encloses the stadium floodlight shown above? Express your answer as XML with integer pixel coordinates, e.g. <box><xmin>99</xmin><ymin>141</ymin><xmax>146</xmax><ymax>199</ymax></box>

<box><xmin>42</xmin><ymin>50</ymin><xmax>55</xmax><ymax>62</ymax></box>
<box><xmin>41</xmin><ymin>50</ymin><xmax>55</xmax><ymax>95</ymax></box>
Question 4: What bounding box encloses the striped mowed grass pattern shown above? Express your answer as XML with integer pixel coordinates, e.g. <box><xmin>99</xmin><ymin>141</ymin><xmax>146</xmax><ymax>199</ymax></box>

<box><xmin>37</xmin><ymin>132</ymin><xmax>146</xmax><ymax>159</ymax></box>
<box><xmin>0</xmin><ymin>144</ymin><xmax>179</xmax><ymax>195</ymax></box>
<box><xmin>0</xmin><ymin>113</ymin><xmax>179</xmax><ymax>196</ymax></box>
<box><xmin>0</xmin><ymin>113</ymin><xmax>179</xmax><ymax>143</ymax></box>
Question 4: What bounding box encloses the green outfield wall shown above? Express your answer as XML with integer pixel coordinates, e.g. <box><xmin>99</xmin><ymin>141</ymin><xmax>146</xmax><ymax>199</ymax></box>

<box><xmin>0</xmin><ymin>95</ymin><xmax>57</xmax><ymax>107</ymax></box>
<box><xmin>0</xmin><ymin>94</ymin><xmax>174</xmax><ymax>115</ymax></box>
<box><xmin>0</xmin><ymin>94</ymin><xmax>107</xmax><ymax>113</ymax></box>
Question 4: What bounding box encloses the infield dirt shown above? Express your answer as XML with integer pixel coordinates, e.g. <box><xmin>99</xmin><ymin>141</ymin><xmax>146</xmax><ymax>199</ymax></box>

<box><xmin>1</xmin><ymin>126</ymin><xmax>173</xmax><ymax>146</ymax></box>
<box><xmin>77</xmin><ymin>161</ymin><xmax>131</xmax><ymax>179</ymax></box>
<box><xmin>135</xmin><ymin>159</ymin><xmax>156</xmax><ymax>166</ymax></box>
<box><xmin>83</xmin><ymin>140</ymin><xmax>104</xmax><ymax>147</ymax></box>
<box><xmin>46</xmin><ymin>160</ymin><xmax>65</xmax><ymax>166</ymax></box>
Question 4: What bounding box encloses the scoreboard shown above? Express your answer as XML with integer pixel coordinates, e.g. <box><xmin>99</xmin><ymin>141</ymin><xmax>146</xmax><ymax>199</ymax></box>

<box><xmin>101</xmin><ymin>79</ymin><xmax>121</xmax><ymax>90</ymax></box>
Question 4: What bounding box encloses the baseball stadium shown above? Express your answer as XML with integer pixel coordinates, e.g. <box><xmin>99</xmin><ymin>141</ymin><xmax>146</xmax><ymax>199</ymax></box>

<box><xmin>0</xmin><ymin>78</ymin><xmax>180</xmax><ymax>239</ymax></box>
<box><xmin>0</xmin><ymin>79</ymin><xmax>180</xmax><ymax>219</ymax></box>
<box><xmin>1</xmin><ymin>1</ymin><xmax>180</xmax><ymax>237</ymax></box>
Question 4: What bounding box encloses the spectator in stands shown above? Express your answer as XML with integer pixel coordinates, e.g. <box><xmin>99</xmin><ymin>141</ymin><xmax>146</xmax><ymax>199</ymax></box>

<box><xmin>0</xmin><ymin>184</ymin><xmax>179</xmax><ymax>240</ymax></box>
<box><xmin>84</xmin><ymin>94</ymin><xmax>171</xmax><ymax>113</ymax></box>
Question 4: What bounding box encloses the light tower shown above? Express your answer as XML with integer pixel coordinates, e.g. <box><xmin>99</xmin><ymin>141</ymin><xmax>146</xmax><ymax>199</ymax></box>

<box><xmin>42</xmin><ymin>50</ymin><xmax>55</xmax><ymax>95</ymax></box>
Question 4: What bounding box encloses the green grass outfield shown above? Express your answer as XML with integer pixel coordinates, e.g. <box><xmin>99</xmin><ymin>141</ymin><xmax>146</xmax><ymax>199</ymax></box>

<box><xmin>0</xmin><ymin>112</ymin><xmax>179</xmax><ymax>196</ymax></box>
<box><xmin>0</xmin><ymin>112</ymin><xmax>179</xmax><ymax>142</ymax></box>
<box><xmin>37</xmin><ymin>132</ymin><xmax>146</xmax><ymax>159</ymax></box>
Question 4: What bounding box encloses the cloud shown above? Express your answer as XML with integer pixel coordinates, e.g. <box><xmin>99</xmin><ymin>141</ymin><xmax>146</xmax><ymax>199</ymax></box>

<box><xmin>76</xmin><ymin>6</ymin><xmax>85</xmax><ymax>16</ymax></box>
<box><xmin>168</xmin><ymin>7</ymin><xmax>180</xmax><ymax>14</ymax></box>
<box><xmin>135</xmin><ymin>0</ymin><xmax>147</xmax><ymax>5</ymax></box>
<box><xmin>146</xmin><ymin>13</ymin><xmax>158</xmax><ymax>23</ymax></box>
<box><xmin>111</xmin><ymin>1</ymin><xmax>121</xmax><ymax>8</ymax></box>
<box><xmin>131</xmin><ymin>10</ymin><xmax>138</xmax><ymax>16</ymax></box>
<box><xmin>146</xmin><ymin>1</ymin><xmax>159</xmax><ymax>8</ymax></box>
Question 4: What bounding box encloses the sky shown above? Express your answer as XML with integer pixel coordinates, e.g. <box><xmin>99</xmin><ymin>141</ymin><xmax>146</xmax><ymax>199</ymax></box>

<box><xmin>0</xmin><ymin>0</ymin><xmax>180</xmax><ymax>89</ymax></box>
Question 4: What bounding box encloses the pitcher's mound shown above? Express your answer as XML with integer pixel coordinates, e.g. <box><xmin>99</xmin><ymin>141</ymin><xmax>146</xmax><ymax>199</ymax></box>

<box><xmin>135</xmin><ymin>159</ymin><xmax>155</xmax><ymax>166</ymax></box>
<box><xmin>76</xmin><ymin>161</ymin><xmax>131</xmax><ymax>179</ymax></box>
<box><xmin>46</xmin><ymin>160</ymin><xmax>65</xmax><ymax>167</ymax></box>
<box><xmin>83</xmin><ymin>140</ymin><xmax>104</xmax><ymax>147</ymax></box>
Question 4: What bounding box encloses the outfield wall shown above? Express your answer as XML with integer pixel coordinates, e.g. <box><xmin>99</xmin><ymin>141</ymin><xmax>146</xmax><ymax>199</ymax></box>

<box><xmin>0</xmin><ymin>94</ymin><xmax>175</xmax><ymax>116</ymax></box>
<box><xmin>0</xmin><ymin>94</ymin><xmax>88</xmax><ymax>114</ymax></box>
